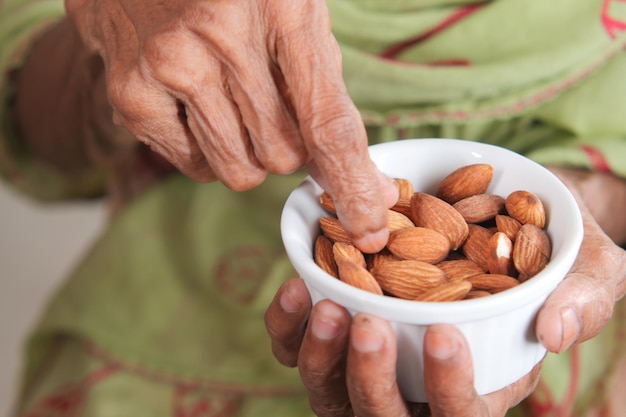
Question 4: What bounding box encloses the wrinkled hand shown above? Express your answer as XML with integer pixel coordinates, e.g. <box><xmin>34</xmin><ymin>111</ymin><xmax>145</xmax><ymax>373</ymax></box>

<box><xmin>65</xmin><ymin>0</ymin><xmax>397</xmax><ymax>252</ymax></box>
<box><xmin>264</xmin><ymin>168</ymin><xmax>626</xmax><ymax>416</ymax></box>
<box><xmin>535</xmin><ymin>169</ymin><xmax>626</xmax><ymax>353</ymax></box>
<box><xmin>265</xmin><ymin>279</ymin><xmax>541</xmax><ymax>417</ymax></box>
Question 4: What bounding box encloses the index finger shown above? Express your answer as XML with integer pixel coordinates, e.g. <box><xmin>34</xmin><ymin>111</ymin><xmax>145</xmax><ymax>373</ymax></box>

<box><xmin>274</xmin><ymin>1</ymin><xmax>397</xmax><ymax>253</ymax></box>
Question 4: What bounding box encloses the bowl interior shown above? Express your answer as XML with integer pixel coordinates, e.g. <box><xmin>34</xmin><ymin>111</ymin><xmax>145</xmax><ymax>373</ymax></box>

<box><xmin>281</xmin><ymin>139</ymin><xmax>583</xmax><ymax>324</ymax></box>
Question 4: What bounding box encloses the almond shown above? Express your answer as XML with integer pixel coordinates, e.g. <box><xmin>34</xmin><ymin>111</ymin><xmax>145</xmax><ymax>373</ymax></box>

<box><xmin>319</xmin><ymin>191</ymin><xmax>336</xmax><ymax>214</ymax></box>
<box><xmin>388</xmin><ymin>209</ymin><xmax>415</xmax><ymax>233</ymax></box>
<box><xmin>337</xmin><ymin>260</ymin><xmax>384</xmax><ymax>295</ymax></box>
<box><xmin>319</xmin><ymin>217</ymin><xmax>351</xmax><ymax>244</ymax></box>
<box><xmin>486</xmin><ymin>232</ymin><xmax>516</xmax><ymax>276</ymax></box>
<box><xmin>461</xmin><ymin>224</ymin><xmax>494</xmax><ymax>271</ymax></box>
<box><xmin>387</xmin><ymin>227</ymin><xmax>450</xmax><ymax>264</ymax></box>
<box><xmin>436</xmin><ymin>259</ymin><xmax>485</xmax><ymax>282</ymax></box>
<box><xmin>414</xmin><ymin>280</ymin><xmax>472</xmax><ymax>302</ymax></box>
<box><xmin>505</xmin><ymin>190</ymin><xmax>546</xmax><ymax>228</ymax></box>
<box><xmin>495</xmin><ymin>214</ymin><xmax>522</xmax><ymax>242</ymax></box>
<box><xmin>467</xmin><ymin>273</ymin><xmax>520</xmax><ymax>293</ymax></box>
<box><xmin>395</xmin><ymin>178</ymin><xmax>414</xmax><ymax>200</ymax></box>
<box><xmin>410</xmin><ymin>192</ymin><xmax>469</xmax><ymax>250</ymax></box>
<box><xmin>436</xmin><ymin>163</ymin><xmax>494</xmax><ymax>204</ymax></box>
<box><xmin>512</xmin><ymin>223</ymin><xmax>551</xmax><ymax>281</ymax></box>
<box><xmin>333</xmin><ymin>242</ymin><xmax>366</xmax><ymax>268</ymax></box>
<box><xmin>464</xmin><ymin>290</ymin><xmax>492</xmax><ymax>300</ymax></box>
<box><xmin>314</xmin><ymin>235</ymin><xmax>338</xmax><ymax>278</ymax></box>
<box><xmin>391</xmin><ymin>197</ymin><xmax>413</xmax><ymax>219</ymax></box>
<box><xmin>453</xmin><ymin>194</ymin><xmax>505</xmax><ymax>224</ymax></box>
<box><xmin>372</xmin><ymin>260</ymin><xmax>446</xmax><ymax>299</ymax></box>
<box><xmin>366</xmin><ymin>249</ymin><xmax>402</xmax><ymax>271</ymax></box>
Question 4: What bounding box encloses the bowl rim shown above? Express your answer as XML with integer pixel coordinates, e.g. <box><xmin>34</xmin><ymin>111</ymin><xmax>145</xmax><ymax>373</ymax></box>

<box><xmin>281</xmin><ymin>139</ymin><xmax>584</xmax><ymax>324</ymax></box>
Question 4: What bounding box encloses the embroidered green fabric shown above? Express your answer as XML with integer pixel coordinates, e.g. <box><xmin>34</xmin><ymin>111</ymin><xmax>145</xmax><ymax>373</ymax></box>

<box><xmin>2</xmin><ymin>0</ymin><xmax>626</xmax><ymax>415</ymax></box>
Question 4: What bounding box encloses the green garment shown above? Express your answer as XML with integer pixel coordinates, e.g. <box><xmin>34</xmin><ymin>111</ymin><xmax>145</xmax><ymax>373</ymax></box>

<box><xmin>2</xmin><ymin>0</ymin><xmax>626</xmax><ymax>416</ymax></box>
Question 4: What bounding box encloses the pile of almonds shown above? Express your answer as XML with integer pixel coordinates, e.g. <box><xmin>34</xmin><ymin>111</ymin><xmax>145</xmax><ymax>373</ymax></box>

<box><xmin>314</xmin><ymin>164</ymin><xmax>551</xmax><ymax>302</ymax></box>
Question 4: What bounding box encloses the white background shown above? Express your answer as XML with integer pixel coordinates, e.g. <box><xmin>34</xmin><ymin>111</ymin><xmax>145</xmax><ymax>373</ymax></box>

<box><xmin>0</xmin><ymin>181</ymin><xmax>106</xmax><ymax>416</ymax></box>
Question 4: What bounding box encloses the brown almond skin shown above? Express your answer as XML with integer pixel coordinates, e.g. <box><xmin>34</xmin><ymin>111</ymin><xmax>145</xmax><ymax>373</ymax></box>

<box><xmin>314</xmin><ymin>235</ymin><xmax>338</xmax><ymax>278</ymax></box>
<box><xmin>410</xmin><ymin>192</ymin><xmax>469</xmax><ymax>250</ymax></box>
<box><xmin>333</xmin><ymin>242</ymin><xmax>366</xmax><ymax>268</ymax></box>
<box><xmin>461</xmin><ymin>224</ymin><xmax>495</xmax><ymax>271</ymax></box>
<box><xmin>388</xmin><ymin>209</ymin><xmax>415</xmax><ymax>233</ymax></box>
<box><xmin>391</xmin><ymin>197</ymin><xmax>413</xmax><ymax>219</ymax></box>
<box><xmin>453</xmin><ymin>194</ymin><xmax>505</xmax><ymax>224</ymax></box>
<box><xmin>372</xmin><ymin>260</ymin><xmax>446</xmax><ymax>299</ymax></box>
<box><xmin>415</xmin><ymin>280</ymin><xmax>472</xmax><ymax>302</ymax></box>
<box><xmin>366</xmin><ymin>249</ymin><xmax>402</xmax><ymax>271</ymax></box>
<box><xmin>395</xmin><ymin>178</ymin><xmax>414</xmax><ymax>200</ymax></box>
<box><xmin>464</xmin><ymin>290</ymin><xmax>492</xmax><ymax>300</ymax></box>
<box><xmin>337</xmin><ymin>260</ymin><xmax>384</xmax><ymax>295</ymax></box>
<box><xmin>319</xmin><ymin>191</ymin><xmax>336</xmax><ymax>214</ymax></box>
<box><xmin>512</xmin><ymin>223</ymin><xmax>551</xmax><ymax>281</ymax></box>
<box><xmin>436</xmin><ymin>164</ymin><xmax>494</xmax><ymax>204</ymax></box>
<box><xmin>436</xmin><ymin>259</ymin><xmax>485</xmax><ymax>282</ymax></box>
<box><xmin>486</xmin><ymin>232</ymin><xmax>516</xmax><ymax>276</ymax></box>
<box><xmin>505</xmin><ymin>190</ymin><xmax>546</xmax><ymax>228</ymax></box>
<box><xmin>387</xmin><ymin>227</ymin><xmax>451</xmax><ymax>264</ymax></box>
<box><xmin>495</xmin><ymin>214</ymin><xmax>522</xmax><ymax>242</ymax></box>
<box><xmin>319</xmin><ymin>217</ymin><xmax>352</xmax><ymax>244</ymax></box>
<box><xmin>468</xmin><ymin>273</ymin><xmax>520</xmax><ymax>293</ymax></box>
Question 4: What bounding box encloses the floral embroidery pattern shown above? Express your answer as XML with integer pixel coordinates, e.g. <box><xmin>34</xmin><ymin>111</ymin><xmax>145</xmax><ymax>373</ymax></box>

<box><xmin>173</xmin><ymin>387</ymin><xmax>242</xmax><ymax>417</ymax></box>
<box><xmin>214</xmin><ymin>246</ymin><xmax>284</xmax><ymax>305</ymax></box>
<box><xmin>21</xmin><ymin>365</ymin><xmax>119</xmax><ymax>417</ymax></box>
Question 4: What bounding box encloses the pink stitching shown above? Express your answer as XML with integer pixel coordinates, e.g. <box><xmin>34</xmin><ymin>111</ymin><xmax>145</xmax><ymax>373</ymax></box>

<box><xmin>602</xmin><ymin>0</ymin><xmax>626</xmax><ymax>39</ymax></box>
<box><xmin>580</xmin><ymin>145</ymin><xmax>613</xmax><ymax>173</ymax></box>
<box><xmin>381</xmin><ymin>5</ymin><xmax>483</xmax><ymax>59</ymax></box>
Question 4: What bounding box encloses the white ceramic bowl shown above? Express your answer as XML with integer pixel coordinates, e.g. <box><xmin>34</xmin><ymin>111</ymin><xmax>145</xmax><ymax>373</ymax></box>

<box><xmin>280</xmin><ymin>138</ymin><xmax>583</xmax><ymax>402</ymax></box>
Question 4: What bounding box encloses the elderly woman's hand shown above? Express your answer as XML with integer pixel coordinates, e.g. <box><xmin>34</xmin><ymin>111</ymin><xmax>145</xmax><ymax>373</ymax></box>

<box><xmin>265</xmin><ymin>279</ymin><xmax>542</xmax><ymax>417</ymax></box>
<box><xmin>535</xmin><ymin>168</ymin><xmax>626</xmax><ymax>353</ymax></box>
<box><xmin>265</xmin><ymin>167</ymin><xmax>626</xmax><ymax>416</ymax></box>
<box><xmin>64</xmin><ymin>0</ymin><xmax>397</xmax><ymax>252</ymax></box>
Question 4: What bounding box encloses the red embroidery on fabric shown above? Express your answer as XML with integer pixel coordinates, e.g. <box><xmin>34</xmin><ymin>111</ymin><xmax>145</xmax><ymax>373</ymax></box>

<box><xmin>381</xmin><ymin>5</ymin><xmax>484</xmax><ymax>59</ymax></box>
<box><xmin>84</xmin><ymin>342</ymin><xmax>302</xmax><ymax>397</ymax></box>
<box><xmin>526</xmin><ymin>378</ymin><xmax>556</xmax><ymax>416</ymax></box>
<box><xmin>214</xmin><ymin>246</ymin><xmax>284</xmax><ymax>305</ymax></box>
<box><xmin>173</xmin><ymin>386</ymin><xmax>241</xmax><ymax>417</ymax></box>
<box><xmin>580</xmin><ymin>145</ymin><xmax>613</xmax><ymax>173</ymax></box>
<box><xmin>525</xmin><ymin>346</ymin><xmax>581</xmax><ymax>417</ymax></box>
<box><xmin>22</xmin><ymin>364</ymin><xmax>119</xmax><ymax>417</ymax></box>
<box><xmin>602</xmin><ymin>0</ymin><xmax>626</xmax><ymax>39</ymax></box>
<box><xmin>425</xmin><ymin>59</ymin><xmax>471</xmax><ymax>67</ymax></box>
<box><xmin>362</xmin><ymin>48</ymin><xmax>618</xmax><ymax>127</ymax></box>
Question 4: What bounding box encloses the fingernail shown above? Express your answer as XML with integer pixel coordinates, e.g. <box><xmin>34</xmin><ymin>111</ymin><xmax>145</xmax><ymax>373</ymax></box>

<box><xmin>310</xmin><ymin>304</ymin><xmax>343</xmax><ymax>340</ymax></box>
<box><xmin>279</xmin><ymin>286</ymin><xmax>301</xmax><ymax>313</ymax></box>
<box><xmin>352</xmin><ymin>316</ymin><xmax>384</xmax><ymax>353</ymax></box>
<box><xmin>425</xmin><ymin>329</ymin><xmax>459</xmax><ymax>360</ymax></box>
<box><xmin>559</xmin><ymin>307</ymin><xmax>580</xmax><ymax>352</ymax></box>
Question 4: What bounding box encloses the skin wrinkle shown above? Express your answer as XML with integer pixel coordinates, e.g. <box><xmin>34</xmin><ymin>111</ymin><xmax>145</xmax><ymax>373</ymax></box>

<box><xmin>349</xmin><ymin>317</ymin><xmax>409</xmax><ymax>417</ymax></box>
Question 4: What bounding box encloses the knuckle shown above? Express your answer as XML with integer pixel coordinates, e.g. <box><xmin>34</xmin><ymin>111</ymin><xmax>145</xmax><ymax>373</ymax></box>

<box><xmin>270</xmin><ymin>343</ymin><xmax>298</xmax><ymax>368</ymax></box>
<box><xmin>106</xmin><ymin>70</ymin><xmax>149</xmax><ymax>119</ymax></box>
<box><xmin>305</xmin><ymin>105</ymin><xmax>358</xmax><ymax>139</ymax></box>
<box><xmin>140</xmin><ymin>32</ymin><xmax>209</xmax><ymax>95</ymax></box>
<box><xmin>220</xmin><ymin>168</ymin><xmax>267</xmax><ymax>191</ymax></box>
<box><xmin>310</xmin><ymin>401</ymin><xmax>352</xmax><ymax>417</ymax></box>
<box><xmin>261</xmin><ymin>148</ymin><xmax>307</xmax><ymax>175</ymax></box>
